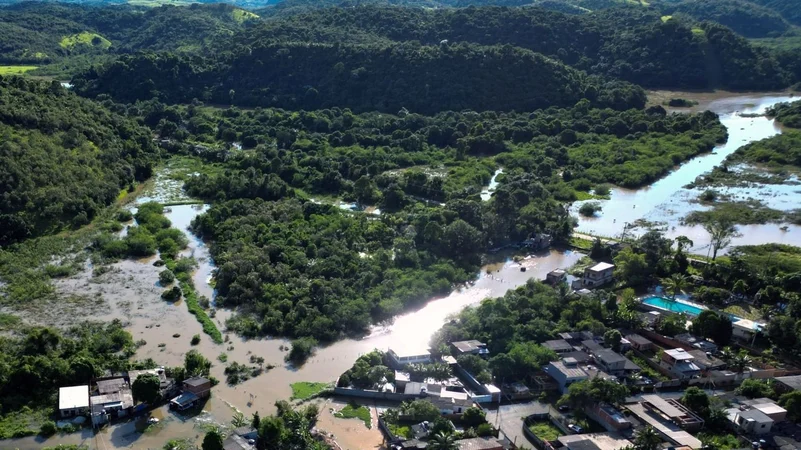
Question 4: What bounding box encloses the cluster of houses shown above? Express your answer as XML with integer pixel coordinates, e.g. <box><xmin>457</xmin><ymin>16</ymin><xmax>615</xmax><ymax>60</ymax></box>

<box><xmin>58</xmin><ymin>369</ymin><xmax>211</xmax><ymax>427</ymax></box>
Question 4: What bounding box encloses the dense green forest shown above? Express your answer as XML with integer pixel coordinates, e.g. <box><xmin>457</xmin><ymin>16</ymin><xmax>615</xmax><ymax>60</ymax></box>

<box><xmin>0</xmin><ymin>2</ymin><xmax>258</xmax><ymax>64</ymax></box>
<box><xmin>68</xmin><ymin>5</ymin><xmax>801</xmax><ymax>109</ymax></box>
<box><xmin>0</xmin><ymin>77</ymin><xmax>157</xmax><ymax>245</ymax></box>
<box><xmin>667</xmin><ymin>0</ymin><xmax>789</xmax><ymax>38</ymax></box>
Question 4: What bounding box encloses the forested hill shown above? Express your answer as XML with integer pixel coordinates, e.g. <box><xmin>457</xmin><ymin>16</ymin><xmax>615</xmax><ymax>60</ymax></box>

<box><xmin>0</xmin><ymin>2</ymin><xmax>259</xmax><ymax>64</ymax></box>
<box><xmin>666</xmin><ymin>0</ymin><xmax>789</xmax><ymax>38</ymax></box>
<box><xmin>72</xmin><ymin>43</ymin><xmax>646</xmax><ymax>113</ymax></box>
<box><xmin>232</xmin><ymin>6</ymin><xmax>793</xmax><ymax>90</ymax></box>
<box><xmin>0</xmin><ymin>77</ymin><xmax>158</xmax><ymax>245</ymax></box>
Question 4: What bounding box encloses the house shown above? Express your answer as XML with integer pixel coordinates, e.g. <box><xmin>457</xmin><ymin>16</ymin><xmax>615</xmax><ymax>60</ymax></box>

<box><xmin>524</xmin><ymin>233</ymin><xmax>552</xmax><ymax>251</ymax></box>
<box><xmin>388</xmin><ymin>347</ymin><xmax>431</xmax><ymax>367</ymax></box>
<box><xmin>627</xmin><ymin>399</ymin><xmax>702</xmax><ymax>448</ymax></box>
<box><xmin>429</xmin><ymin>396</ymin><xmax>473</xmax><ymax>415</ymax></box>
<box><xmin>561</xmin><ymin>350</ymin><xmax>592</xmax><ymax>364</ymax></box>
<box><xmin>592</xmin><ymin>349</ymin><xmax>627</xmax><ymax>377</ymax></box>
<box><xmin>546</xmin><ymin>269</ymin><xmax>567</xmax><ymax>285</ymax></box>
<box><xmin>581</xmin><ymin>339</ymin><xmax>604</xmax><ymax>353</ymax></box>
<box><xmin>774</xmin><ymin>375</ymin><xmax>801</xmax><ymax>394</ymax></box>
<box><xmin>223</xmin><ymin>427</ymin><xmax>258</xmax><ymax>450</ymax></box>
<box><xmin>660</xmin><ymin>348</ymin><xmax>701</xmax><ymax>380</ymax></box>
<box><xmin>90</xmin><ymin>390</ymin><xmax>133</xmax><ymax>417</ymax></box>
<box><xmin>741</xmin><ymin>398</ymin><xmax>787</xmax><ymax>422</ymax></box>
<box><xmin>170</xmin><ymin>392</ymin><xmax>200</xmax><ymax>411</ymax></box>
<box><xmin>728</xmin><ymin>407</ymin><xmax>774</xmax><ymax>435</ymax></box>
<box><xmin>544</xmin><ymin>358</ymin><xmax>588</xmax><ymax>393</ymax></box>
<box><xmin>583</xmin><ymin>262</ymin><xmax>615</xmax><ymax>288</ymax></box>
<box><xmin>557</xmin><ymin>433</ymin><xmax>633</xmax><ymax>450</ymax></box>
<box><xmin>96</xmin><ymin>377</ymin><xmax>128</xmax><ymax>395</ymax></box>
<box><xmin>451</xmin><ymin>340</ymin><xmax>488</xmax><ymax>357</ymax></box>
<box><xmin>128</xmin><ymin>368</ymin><xmax>171</xmax><ymax>393</ymax></box>
<box><xmin>640</xmin><ymin>394</ymin><xmax>704</xmax><ymax>431</ymax></box>
<box><xmin>559</xmin><ymin>331</ymin><xmax>594</xmax><ymax>345</ymax></box>
<box><xmin>456</xmin><ymin>436</ymin><xmax>507</xmax><ymax>450</ymax></box>
<box><xmin>732</xmin><ymin>318</ymin><xmax>765</xmax><ymax>341</ymax></box>
<box><xmin>543</xmin><ymin>339</ymin><xmax>574</xmax><ymax>354</ymax></box>
<box><xmin>676</xmin><ymin>334</ymin><xmax>718</xmax><ymax>353</ymax></box>
<box><xmin>183</xmin><ymin>377</ymin><xmax>212</xmax><ymax>399</ymax></box>
<box><xmin>625</xmin><ymin>334</ymin><xmax>653</xmax><ymax>352</ymax></box>
<box><xmin>687</xmin><ymin>350</ymin><xmax>726</xmax><ymax>371</ymax></box>
<box><xmin>59</xmin><ymin>385</ymin><xmax>90</xmax><ymax>418</ymax></box>
<box><xmin>591</xmin><ymin>403</ymin><xmax>631</xmax><ymax>431</ymax></box>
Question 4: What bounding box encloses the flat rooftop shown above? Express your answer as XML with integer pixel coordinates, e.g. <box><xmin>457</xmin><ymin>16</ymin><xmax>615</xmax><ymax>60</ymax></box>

<box><xmin>547</xmin><ymin>360</ymin><xmax>588</xmax><ymax>379</ymax></box>
<box><xmin>59</xmin><ymin>385</ymin><xmax>90</xmax><ymax>410</ymax></box>
<box><xmin>543</xmin><ymin>339</ymin><xmax>574</xmax><ymax>352</ymax></box>
<box><xmin>595</xmin><ymin>349</ymin><xmax>625</xmax><ymax>365</ymax></box>
<box><xmin>665</xmin><ymin>348</ymin><xmax>695</xmax><ymax>361</ymax></box>
<box><xmin>451</xmin><ymin>340</ymin><xmax>486</xmax><ymax>353</ymax></box>
<box><xmin>627</xmin><ymin>402</ymin><xmax>702</xmax><ymax>449</ymax></box>
<box><xmin>588</xmin><ymin>262</ymin><xmax>615</xmax><ymax>272</ymax></box>
<box><xmin>558</xmin><ymin>432</ymin><xmax>633</xmax><ymax>450</ymax></box>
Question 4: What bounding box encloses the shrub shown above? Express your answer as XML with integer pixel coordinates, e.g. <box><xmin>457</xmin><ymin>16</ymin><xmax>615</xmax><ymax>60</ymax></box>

<box><xmin>594</xmin><ymin>184</ymin><xmax>611</xmax><ymax>196</ymax></box>
<box><xmin>285</xmin><ymin>337</ymin><xmax>317</xmax><ymax>364</ymax></box>
<box><xmin>579</xmin><ymin>201</ymin><xmax>602</xmax><ymax>217</ymax></box>
<box><xmin>39</xmin><ymin>421</ymin><xmax>57</xmax><ymax>436</ymax></box>
<box><xmin>117</xmin><ymin>210</ymin><xmax>133</xmax><ymax>222</ymax></box>
<box><xmin>159</xmin><ymin>269</ymin><xmax>175</xmax><ymax>285</ymax></box>
<box><xmin>161</xmin><ymin>286</ymin><xmax>182</xmax><ymax>301</ymax></box>
<box><xmin>191</xmin><ymin>334</ymin><xmax>201</xmax><ymax>345</ymax></box>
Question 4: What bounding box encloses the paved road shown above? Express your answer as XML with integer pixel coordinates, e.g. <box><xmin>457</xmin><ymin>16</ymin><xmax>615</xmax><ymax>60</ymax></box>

<box><xmin>484</xmin><ymin>401</ymin><xmax>550</xmax><ymax>449</ymax></box>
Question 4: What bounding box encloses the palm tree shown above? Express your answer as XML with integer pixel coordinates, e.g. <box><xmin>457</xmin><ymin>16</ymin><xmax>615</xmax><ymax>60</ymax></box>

<box><xmin>633</xmin><ymin>426</ymin><xmax>662</xmax><ymax>450</ymax></box>
<box><xmin>427</xmin><ymin>432</ymin><xmax>458</xmax><ymax>450</ymax></box>
<box><xmin>662</xmin><ymin>274</ymin><xmax>689</xmax><ymax>299</ymax></box>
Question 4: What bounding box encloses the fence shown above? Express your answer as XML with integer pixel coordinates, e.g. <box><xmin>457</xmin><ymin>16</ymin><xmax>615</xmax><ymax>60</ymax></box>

<box><xmin>333</xmin><ymin>387</ymin><xmax>413</xmax><ymax>402</ymax></box>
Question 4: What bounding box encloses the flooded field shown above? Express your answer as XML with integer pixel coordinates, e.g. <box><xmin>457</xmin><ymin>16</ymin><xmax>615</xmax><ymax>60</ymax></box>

<box><xmin>572</xmin><ymin>92</ymin><xmax>801</xmax><ymax>254</ymax></box>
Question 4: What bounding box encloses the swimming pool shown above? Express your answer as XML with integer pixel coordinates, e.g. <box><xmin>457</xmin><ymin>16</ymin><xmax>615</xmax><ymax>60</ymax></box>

<box><xmin>641</xmin><ymin>296</ymin><xmax>707</xmax><ymax>316</ymax></box>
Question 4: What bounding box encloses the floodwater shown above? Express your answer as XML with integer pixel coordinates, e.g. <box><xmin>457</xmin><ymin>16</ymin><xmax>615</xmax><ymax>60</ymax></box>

<box><xmin>571</xmin><ymin>92</ymin><xmax>801</xmax><ymax>254</ymax></box>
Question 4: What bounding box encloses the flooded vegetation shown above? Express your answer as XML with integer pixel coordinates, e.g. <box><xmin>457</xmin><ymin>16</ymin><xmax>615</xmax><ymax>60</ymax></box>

<box><xmin>572</xmin><ymin>92</ymin><xmax>801</xmax><ymax>254</ymax></box>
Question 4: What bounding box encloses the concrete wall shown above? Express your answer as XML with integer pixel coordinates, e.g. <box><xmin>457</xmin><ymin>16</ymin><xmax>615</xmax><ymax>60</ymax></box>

<box><xmin>333</xmin><ymin>387</ymin><xmax>413</xmax><ymax>402</ymax></box>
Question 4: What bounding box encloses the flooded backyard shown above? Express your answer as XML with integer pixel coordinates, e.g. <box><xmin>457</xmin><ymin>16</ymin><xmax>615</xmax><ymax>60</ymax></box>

<box><xmin>571</xmin><ymin>92</ymin><xmax>801</xmax><ymax>254</ymax></box>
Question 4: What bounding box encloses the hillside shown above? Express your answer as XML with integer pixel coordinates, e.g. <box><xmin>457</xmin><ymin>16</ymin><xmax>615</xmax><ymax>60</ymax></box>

<box><xmin>72</xmin><ymin>42</ymin><xmax>646</xmax><ymax>113</ymax></box>
<box><xmin>668</xmin><ymin>0</ymin><xmax>789</xmax><ymax>38</ymax></box>
<box><xmin>745</xmin><ymin>0</ymin><xmax>801</xmax><ymax>27</ymax></box>
<box><xmin>0</xmin><ymin>2</ymin><xmax>259</xmax><ymax>64</ymax></box>
<box><xmin>0</xmin><ymin>77</ymin><xmax>158</xmax><ymax>244</ymax></box>
<box><xmin>232</xmin><ymin>6</ymin><xmax>793</xmax><ymax>90</ymax></box>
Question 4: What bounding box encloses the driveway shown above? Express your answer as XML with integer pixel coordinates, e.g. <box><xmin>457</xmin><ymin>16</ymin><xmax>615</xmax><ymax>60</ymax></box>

<box><xmin>484</xmin><ymin>401</ymin><xmax>551</xmax><ymax>448</ymax></box>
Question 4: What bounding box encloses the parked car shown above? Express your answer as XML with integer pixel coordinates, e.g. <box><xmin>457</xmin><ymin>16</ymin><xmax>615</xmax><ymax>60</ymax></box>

<box><xmin>568</xmin><ymin>424</ymin><xmax>583</xmax><ymax>433</ymax></box>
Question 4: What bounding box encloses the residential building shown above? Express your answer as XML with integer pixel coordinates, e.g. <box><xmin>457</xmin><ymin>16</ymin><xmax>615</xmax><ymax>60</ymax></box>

<box><xmin>545</xmin><ymin>358</ymin><xmax>589</xmax><ymax>393</ymax></box>
<box><xmin>774</xmin><ymin>375</ymin><xmax>801</xmax><ymax>394</ymax></box>
<box><xmin>96</xmin><ymin>377</ymin><xmax>128</xmax><ymax>395</ymax></box>
<box><xmin>222</xmin><ymin>426</ymin><xmax>257</xmax><ymax>450</ymax></box>
<box><xmin>676</xmin><ymin>334</ymin><xmax>718</xmax><ymax>353</ymax></box>
<box><xmin>625</xmin><ymin>334</ymin><xmax>653</xmax><ymax>352</ymax></box>
<box><xmin>593</xmin><ymin>349</ymin><xmax>627</xmax><ymax>376</ymax></box>
<box><xmin>170</xmin><ymin>392</ymin><xmax>200</xmax><ymax>411</ymax></box>
<box><xmin>456</xmin><ymin>437</ymin><xmax>507</xmax><ymax>450</ymax></box>
<box><xmin>429</xmin><ymin>396</ymin><xmax>473</xmax><ymax>415</ymax></box>
<box><xmin>660</xmin><ymin>348</ymin><xmax>701</xmax><ymax>380</ymax></box>
<box><xmin>687</xmin><ymin>350</ymin><xmax>726</xmax><ymax>371</ymax></box>
<box><xmin>90</xmin><ymin>390</ymin><xmax>133</xmax><ymax>417</ymax></box>
<box><xmin>388</xmin><ymin>347</ymin><xmax>431</xmax><ymax>367</ymax></box>
<box><xmin>524</xmin><ymin>233</ymin><xmax>552</xmax><ymax>251</ymax></box>
<box><xmin>128</xmin><ymin>368</ymin><xmax>171</xmax><ymax>392</ymax></box>
<box><xmin>640</xmin><ymin>394</ymin><xmax>704</xmax><ymax>431</ymax></box>
<box><xmin>451</xmin><ymin>340</ymin><xmax>488</xmax><ymax>357</ymax></box>
<box><xmin>557</xmin><ymin>433</ymin><xmax>633</xmax><ymax>450</ymax></box>
<box><xmin>543</xmin><ymin>339</ymin><xmax>574</xmax><ymax>354</ymax></box>
<box><xmin>727</xmin><ymin>407</ymin><xmax>774</xmax><ymax>435</ymax></box>
<box><xmin>183</xmin><ymin>377</ymin><xmax>212</xmax><ymax>399</ymax></box>
<box><xmin>583</xmin><ymin>262</ymin><xmax>615</xmax><ymax>288</ymax></box>
<box><xmin>581</xmin><ymin>339</ymin><xmax>604</xmax><ymax>353</ymax></box>
<box><xmin>732</xmin><ymin>318</ymin><xmax>765</xmax><ymax>341</ymax></box>
<box><xmin>741</xmin><ymin>398</ymin><xmax>787</xmax><ymax>422</ymax></box>
<box><xmin>59</xmin><ymin>385</ymin><xmax>90</xmax><ymax>418</ymax></box>
<box><xmin>559</xmin><ymin>331</ymin><xmax>594</xmax><ymax>345</ymax></box>
<box><xmin>591</xmin><ymin>403</ymin><xmax>631</xmax><ymax>431</ymax></box>
<box><xmin>546</xmin><ymin>269</ymin><xmax>567</xmax><ymax>285</ymax></box>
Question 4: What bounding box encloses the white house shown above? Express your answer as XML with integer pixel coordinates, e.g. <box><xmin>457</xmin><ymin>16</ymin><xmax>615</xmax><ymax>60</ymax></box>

<box><xmin>59</xmin><ymin>385</ymin><xmax>90</xmax><ymax>418</ymax></box>
<box><xmin>728</xmin><ymin>407</ymin><xmax>774</xmax><ymax>435</ymax></box>
<box><xmin>388</xmin><ymin>347</ymin><xmax>431</xmax><ymax>367</ymax></box>
<box><xmin>583</xmin><ymin>262</ymin><xmax>615</xmax><ymax>288</ymax></box>
<box><xmin>660</xmin><ymin>348</ymin><xmax>701</xmax><ymax>380</ymax></box>
<box><xmin>544</xmin><ymin>358</ymin><xmax>589</xmax><ymax>393</ymax></box>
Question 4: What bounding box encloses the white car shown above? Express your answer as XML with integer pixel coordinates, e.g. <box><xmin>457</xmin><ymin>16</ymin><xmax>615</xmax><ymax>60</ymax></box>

<box><xmin>568</xmin><ymin>424</ymin><xmax>583</xmax><ymax>433</ymax></box>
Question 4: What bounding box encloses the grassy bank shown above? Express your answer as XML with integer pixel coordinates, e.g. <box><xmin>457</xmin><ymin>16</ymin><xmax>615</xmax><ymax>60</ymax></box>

<box><xmin>334</xmin><ymin>403</ymin><xmax>371</xmax><ymax>428</ymax></box>
<box><xmin>290</xmin><ymin>382</ymin><xmax>330</xmax><ymax>400</ymax></box>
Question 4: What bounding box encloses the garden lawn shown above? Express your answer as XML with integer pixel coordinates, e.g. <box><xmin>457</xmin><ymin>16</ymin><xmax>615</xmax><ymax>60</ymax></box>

<box><xmin>528</xmin><ymin>421</ymin><xmax>562</xmax><ymax>441</ymax></box>
<box><xmin>334</xmin><ymin>404</ymin><xmax>371</xmax><ymax>428</ymax></box>
<box><xmin>290</xmin><ymin>382</ymin><xmax>329</xmax><ymax>400</ymax></box>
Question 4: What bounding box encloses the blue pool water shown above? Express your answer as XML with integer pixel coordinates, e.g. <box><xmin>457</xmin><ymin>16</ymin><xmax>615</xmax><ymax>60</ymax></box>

<box><xmin>642</xmin><ymin>296</ymin><xmax>707</xmax><ymax>316</ymax></box>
